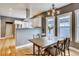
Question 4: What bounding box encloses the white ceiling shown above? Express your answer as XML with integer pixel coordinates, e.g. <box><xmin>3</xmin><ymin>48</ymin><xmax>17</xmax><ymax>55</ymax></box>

<box><xmin>0</xmin><ymin>3</ymin><xmax>70</xmax><ymax>19</ymax></box>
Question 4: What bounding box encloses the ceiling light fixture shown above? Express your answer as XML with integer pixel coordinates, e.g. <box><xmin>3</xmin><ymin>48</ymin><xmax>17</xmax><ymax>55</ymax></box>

<box><xmin>48</xmin><ymin>4</ymin><xmax>60</xmax><ymax>16</ymax></box>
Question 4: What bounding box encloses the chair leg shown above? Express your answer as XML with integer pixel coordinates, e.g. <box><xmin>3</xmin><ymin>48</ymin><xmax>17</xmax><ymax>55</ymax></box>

<box><xmin>43</xmin><ymin>51</ymin><xmax>47</xmax><ymax>56</ymax></box>
<box><xmin>61</xmin><ymin>51</ymin><xmax>63</xmax><ymax>56</ymax></box>
<box><xmin>48</xmin><ymin>52</ymin><xmax>50</xmax><ymax>56</ymax></box>
<box><xmin>43</xmin><ymin>50</ymin><xmax>49</xmax><ymax>56</ymax></box>
<box><xmin>55</xmin><ymin>48</ymin><xmax>58</xmax><ymax>56</ymax></box>
<box><xmin>57</xmin><ymin>50</ymin><xmax>60</xmax><ymax>56</ymax></box>
<box><xmin>68</xmin><ymin>49</ymin><xmax>70</xmax><ymax>56</ymax></box>
<box><xmin>64</xmin><ymin>50</ymin><xmax>66</xmax><ymax>56</ymax></box>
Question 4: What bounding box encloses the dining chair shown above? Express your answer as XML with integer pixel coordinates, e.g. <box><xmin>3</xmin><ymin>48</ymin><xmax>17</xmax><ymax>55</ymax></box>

<box><xmin>33</xmin><ymin>34</ymin><xmax>41</xmax><ymax>39</ymax></box>
<box><xmin>43</xmin><ymin>42</ymin><xmax>60</xmax><ymax>56</ymax></box>
<box><xmin>54</xmin><ymin>39</ymin><xmax>66</xmax><ymax>56</ymax></box>
<box><xmin>54</xmin><ymin>38</ymin><xmax>70</xmax><ymax>56</ymax></box>
<box><xmin>65</xmin><ymin>38</ymin><xmax>70</xmax><ymax>56</ymax></box>
<box><xmin>43</xmin><ymin>39</ymin><xmax>67</xmax><ymax>56</ymax></box>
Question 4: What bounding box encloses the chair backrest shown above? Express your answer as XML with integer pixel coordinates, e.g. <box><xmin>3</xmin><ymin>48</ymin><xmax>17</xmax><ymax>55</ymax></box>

<box><xmin>33</xmin><ymin>34</ymin><xmax>41</xmax><ymax>39</ymax></box>
<box><xmin>65</xmin><ymin>38</ymin><xmax>70</xmax><ymax>49</ymax></box>
<box><xmin>57</xmin><ymin>38</ymin><xmax>70</xmax><ymax>50</ymax></box>
<box><xmin>57</xmin><ymin>38</ymin><xmax>67</xmax><ymax>50</ymax></box>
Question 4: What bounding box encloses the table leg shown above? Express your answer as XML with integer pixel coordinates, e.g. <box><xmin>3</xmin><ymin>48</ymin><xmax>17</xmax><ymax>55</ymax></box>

<box><xmin>38</xmin><ymin>46</ymin><xmax>41</xmax><ymax>56</ymax></box>
<box><xmin>33</xmin><ymin>44</ymin><xmax>35</xmax><ymax>56</ymax></box>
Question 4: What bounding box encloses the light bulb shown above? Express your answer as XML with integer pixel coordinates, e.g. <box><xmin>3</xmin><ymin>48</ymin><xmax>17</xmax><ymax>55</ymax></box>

<box><xmin>52</xmin><ymin>13</ymin><xmax>54</xmax><ymax>16</ymax></box>
<box><xmin>47</xmin><ymin>11</ymin><xmax>50</xmax><ymax>15</ymax></box>
<box><xmin>56</xmin><ymin>10</ymin><xmax>60</xmax><ymax>14</ymax></box>
<box><xmin>52</xmin><ymin>9</ymin><xmax>55</xmax><ymax>13</ymax></box>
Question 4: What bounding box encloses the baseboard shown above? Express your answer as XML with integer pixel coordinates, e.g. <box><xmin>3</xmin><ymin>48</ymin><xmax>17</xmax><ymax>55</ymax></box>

<box><xmin>69</xmin><ymin>47</ymin><xmax>79</xmax><ymax>53</ymax></box>
<box><xmin>16</xmin><ymin>43</ymin><xmax>32</xmax><ymax>49</ymax></box>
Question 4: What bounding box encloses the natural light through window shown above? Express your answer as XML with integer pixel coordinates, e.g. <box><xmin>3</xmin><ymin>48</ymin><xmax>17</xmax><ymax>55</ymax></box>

<box><xmin>58</xmin><ymin>13</ymin><xmax>72</xmax><ymax>39</ymax></box>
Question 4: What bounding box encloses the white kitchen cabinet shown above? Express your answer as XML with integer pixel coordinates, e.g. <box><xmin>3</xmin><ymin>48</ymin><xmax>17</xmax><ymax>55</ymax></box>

<box><xmin>32</xmin><ymin>16</ymin><xmax>41</xmax><ymax>28</ymax></box>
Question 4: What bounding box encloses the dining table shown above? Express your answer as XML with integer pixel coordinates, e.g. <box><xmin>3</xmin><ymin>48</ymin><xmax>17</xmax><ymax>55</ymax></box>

<box><xmin>29</xmin><ymin>37</ymin><xmax>63</xmax><ymax>56</ymax></box>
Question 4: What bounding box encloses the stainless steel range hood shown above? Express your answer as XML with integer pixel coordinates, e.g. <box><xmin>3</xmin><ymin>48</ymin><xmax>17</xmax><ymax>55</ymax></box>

<box><xmin>24</xmin><ymin>8</ymin><xmax>30</xmax><ymax>22</ymax></box>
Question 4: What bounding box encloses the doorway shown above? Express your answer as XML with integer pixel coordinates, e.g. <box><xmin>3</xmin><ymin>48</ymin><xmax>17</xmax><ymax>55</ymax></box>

<box><xmin>5</xmin><ymin>22</ymin><xmax>13</xmax><ymax>36</ymax></box>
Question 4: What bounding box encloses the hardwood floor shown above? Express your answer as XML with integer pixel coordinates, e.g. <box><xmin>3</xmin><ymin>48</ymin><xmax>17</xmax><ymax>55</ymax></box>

<box><xmin>16</xmin><ymin>45</ymin><xmax>33</xmax><ymax>56</ymax></box>
<box><xmin>16</xmin><ymin>44</ymin><xmax>79</xmax><ymax>56</ymax></box>
<box><xmin>0</xmin><ymin>36</ymin><xmax>16</xmax><ymax>56</ymax></box>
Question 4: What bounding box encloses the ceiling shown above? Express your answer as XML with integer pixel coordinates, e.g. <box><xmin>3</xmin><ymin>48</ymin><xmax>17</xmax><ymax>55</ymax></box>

<box><xmin>0</xmin><ymin>3</ymin><xmax>70</xmax><ymax>19</ymax></box>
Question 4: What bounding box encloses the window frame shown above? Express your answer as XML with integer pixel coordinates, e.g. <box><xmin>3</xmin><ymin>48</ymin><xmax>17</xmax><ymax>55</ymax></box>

<box><xmin>46</xmin><ymin>16</ymin><xmax>55</xmax><ymax>37</ymax></box>
<box><xmin>57</xmin><ymin>12</ymin><xmax>72</xmax><ymax>41</ymax></box>
<box><xmin>75</xmin><ymin>9</ymin><xmax>79</xmax><ymax>43</ymax></box>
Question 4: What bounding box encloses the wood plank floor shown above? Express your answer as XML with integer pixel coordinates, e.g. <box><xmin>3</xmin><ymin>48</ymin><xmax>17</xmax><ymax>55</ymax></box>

<box><xmin>16</xmin><ymin>44</ymin><xmax>79</xmax><ymax>56</ymax></box>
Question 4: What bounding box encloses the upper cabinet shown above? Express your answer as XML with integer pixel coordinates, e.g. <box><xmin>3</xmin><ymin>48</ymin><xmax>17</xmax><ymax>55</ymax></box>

<box><xmin>32</xmin><ymin>16</ymin><xmax>41</xmax><ymax>28</ymax></box>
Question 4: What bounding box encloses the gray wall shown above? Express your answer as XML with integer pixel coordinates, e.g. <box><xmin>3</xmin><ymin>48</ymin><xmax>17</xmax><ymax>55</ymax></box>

<box><xmin>41</xmin><ymin>3</ymin><xmax>79</xmax><ymax>49</ymax></box>
<box><xmin>1</xmin><ymin>16</ymin><xmax>14</xmax><ymax>37</ymax></box>
<box><xmin>0</xmin><ymin>16</ymin><xmax>23</xmax><ymax>37</ymax></box>
<box><xmin>16</xmin><ymin>28</ymin><xmax>41</xmax><ymax>46</ymax></box>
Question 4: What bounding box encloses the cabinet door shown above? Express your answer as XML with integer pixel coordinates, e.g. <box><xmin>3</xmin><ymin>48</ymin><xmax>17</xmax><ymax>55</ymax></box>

<box><xmin>32</xmin><ymin>16</ymin><xmax>41</xmax><ymax>27</ymax></box>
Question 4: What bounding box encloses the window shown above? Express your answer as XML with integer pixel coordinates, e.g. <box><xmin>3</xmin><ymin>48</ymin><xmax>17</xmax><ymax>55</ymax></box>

<box><xmin>57</xmin><ymin>12</ymin><xmax>72</xmax><ymax>40</ymax></box>
<box><xmin>75</xmin><ymin>9</ymin><xmax>79</xmax><ymax>43</ymax></box>
<box><xmin>46</xmin><ymin>17</ymin><xmax>55</xmax><ymax>39</ymax></box>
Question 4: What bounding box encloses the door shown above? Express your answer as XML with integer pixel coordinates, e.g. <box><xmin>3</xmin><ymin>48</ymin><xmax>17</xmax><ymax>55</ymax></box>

<box><xmin>5</xmin><ymin>22</ymin><xmax>13</xmax><ymax>36</ymax></box>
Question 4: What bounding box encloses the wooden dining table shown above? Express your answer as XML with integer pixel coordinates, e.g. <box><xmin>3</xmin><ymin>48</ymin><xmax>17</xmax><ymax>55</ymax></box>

<box><xmin>29</xmin><ymin>37</ymin><xmax>60</xmax><ymax>56</ymax></box>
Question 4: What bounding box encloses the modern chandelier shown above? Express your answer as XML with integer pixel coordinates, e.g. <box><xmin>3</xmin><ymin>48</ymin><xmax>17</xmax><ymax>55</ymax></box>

<box><xmin>47</xmin><ymin>4</ymin><xmax>60</xmax><ymax>16</ymax></box>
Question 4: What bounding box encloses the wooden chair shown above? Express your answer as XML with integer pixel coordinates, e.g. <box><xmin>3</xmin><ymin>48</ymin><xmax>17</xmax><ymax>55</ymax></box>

<box><xmin>65</xmin><ymin>38</ymin><xmax>70</xmax><ymax>56</ymax></box>
<box><xmin>43</xmin><ymin>42</ymin><xmax>60</xmax><ymax>56</ymax></box>
<box><xmin>54</xmin><ymin>38</ymin><xmax>70</xmax><ymax>56</ymax></box>
<box><xmin>43</xmin><ymin>39</ymin><xmax>67</xmax><ymax>56</ymax></box>
<box><xmin>54</xmin><ymin>39</ymin><xmax>66</xmax><ymax>56</ymax></box>
<box><xmin>33</xmin><ymin>34</ymin><xmax>41</xmax><ymax>39</ymax></box>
